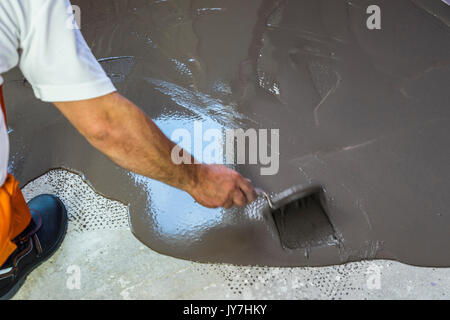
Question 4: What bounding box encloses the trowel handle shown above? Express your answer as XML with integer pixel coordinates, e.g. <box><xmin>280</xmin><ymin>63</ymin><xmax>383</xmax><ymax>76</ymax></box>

<box><xmin>255</xmin><ymin>188</ymin><xmax>275</xmax><ymax>209</ymax></box>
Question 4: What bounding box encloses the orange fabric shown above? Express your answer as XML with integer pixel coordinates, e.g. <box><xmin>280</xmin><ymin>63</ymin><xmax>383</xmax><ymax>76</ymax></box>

<box><xmin>0</xmin><ymin>175</ymin><xmax>32</xmax><ymax>266</ymax></box>
<box><xmin>0</xmin><ymin>86</ymin><xmax>32</xmax><ymax>267</ymax></box>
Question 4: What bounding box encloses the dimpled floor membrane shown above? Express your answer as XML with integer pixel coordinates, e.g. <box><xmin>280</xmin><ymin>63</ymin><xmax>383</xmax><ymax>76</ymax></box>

<box><xmin>4</xmin><ymin>0</ymin><xmax>450</xmax><ymax>267</ymax></box>
<box><xmin>22</xmin><ymin>169</ymin><xmax>130</xmax><ymax>232</ymax></box>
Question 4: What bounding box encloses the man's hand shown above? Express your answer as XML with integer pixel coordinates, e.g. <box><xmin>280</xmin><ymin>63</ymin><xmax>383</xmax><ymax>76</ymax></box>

<box><xmin>188</xmin><ymin>164</ymin><xmax>257</xmax><ymax>209</ymax></box>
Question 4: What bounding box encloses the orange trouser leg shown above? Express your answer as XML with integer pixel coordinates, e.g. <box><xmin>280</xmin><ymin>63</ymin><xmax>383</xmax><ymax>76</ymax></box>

<box><xmin>0</xmin><ymin>174</ymin><xmax>32</xmax><ymax>267</ymax></box>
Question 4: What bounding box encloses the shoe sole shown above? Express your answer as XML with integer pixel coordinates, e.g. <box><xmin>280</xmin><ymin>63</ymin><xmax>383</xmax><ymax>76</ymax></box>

<box><xmin>1</xmin><ymin>196</ymin><xmax>68</xmax><ymax>300</ymax></box>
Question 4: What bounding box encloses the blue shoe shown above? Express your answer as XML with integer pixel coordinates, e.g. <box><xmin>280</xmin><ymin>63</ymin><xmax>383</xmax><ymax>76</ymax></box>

<box><xmin>0</xmin><ymin>194</ymin><xmax>68</xmax><ymax>299</ymax></box>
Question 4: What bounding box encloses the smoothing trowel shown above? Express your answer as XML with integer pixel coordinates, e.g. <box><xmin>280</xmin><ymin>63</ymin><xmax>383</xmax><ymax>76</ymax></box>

<box><xmin>256</xmin><ymin>185</ymin><xmax>336</xmax><ymax>250</ymax></box>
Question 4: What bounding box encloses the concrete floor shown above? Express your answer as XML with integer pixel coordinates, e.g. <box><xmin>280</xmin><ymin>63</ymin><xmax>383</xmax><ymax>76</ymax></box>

<box><xmin>12</xmin><ymin>169</ymin><xmax>450</xmax><ymax>300</ymax></box>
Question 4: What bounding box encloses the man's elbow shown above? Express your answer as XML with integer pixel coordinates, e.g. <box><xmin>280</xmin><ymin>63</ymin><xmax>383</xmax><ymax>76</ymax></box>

<box><xmin>82</xmin><ymin>120</ymin><xmax>114</xmax><ymax>146</ymax></box>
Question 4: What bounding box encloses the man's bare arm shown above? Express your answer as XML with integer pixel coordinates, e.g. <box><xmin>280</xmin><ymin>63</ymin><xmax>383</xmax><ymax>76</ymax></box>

<box><xmin>53</xmin><ymin>92</ymin><xmax>256</xmax><ymax>208</ymax></box>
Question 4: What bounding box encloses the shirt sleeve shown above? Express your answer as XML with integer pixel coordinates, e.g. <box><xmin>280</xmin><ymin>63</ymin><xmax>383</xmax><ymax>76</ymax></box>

<box><xmin>18</xmin><ymin>0</ymin><xmax>116</xmax><ymax>102</ymax></box>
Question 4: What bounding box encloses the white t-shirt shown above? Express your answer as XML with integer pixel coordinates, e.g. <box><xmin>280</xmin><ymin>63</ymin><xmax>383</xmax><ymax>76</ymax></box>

<box><xmin>0</xmin><ymin>0</ymin><xmax>116</xmax><ymax>186</ymax></box>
